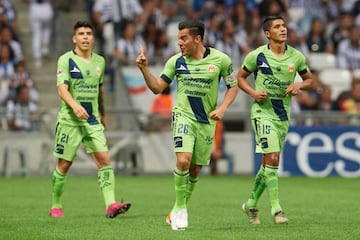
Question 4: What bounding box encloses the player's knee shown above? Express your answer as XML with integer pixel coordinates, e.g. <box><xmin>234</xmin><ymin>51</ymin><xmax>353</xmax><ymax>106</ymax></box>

<box><xmin>264</xmin><ymin>153</ymin><xmax>280</xmax><ymax>166</ymax></box>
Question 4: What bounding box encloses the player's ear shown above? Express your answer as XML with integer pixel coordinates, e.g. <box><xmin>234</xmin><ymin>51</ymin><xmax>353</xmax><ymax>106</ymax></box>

<box><xmin>264</xmin><ymin>30</ymin><xmax>270</xmax><ymax>38</ymax></box>
<box><xmin>194</xmin><ymin>34</ymin><xmax>202</xmax><ymax>43</ymax></box>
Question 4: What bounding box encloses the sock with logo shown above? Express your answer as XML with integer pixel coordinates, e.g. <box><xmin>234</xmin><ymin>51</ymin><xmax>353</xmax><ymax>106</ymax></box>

<box><xmin>98</xmin><ymin>166</ymin><xmax>116</xmax><ymax>207</ymax></box>
<box><xmin>247</xmin><ymin>166</ymin><xmax>266</xmax><ymax>208</ymax></box>
<box><xmin>264</xmin><ymin>165</ymin><xmax>282</xmax><ymax>215</ymax></box>
<box><xmin>173</xmin><ymin>168</ymin><xmax>189</xmax><ymax>211</ymax></box>
<box><xmin>51</xmin><ymin>167</ymin><xmax>67</xmax><ymax>208</ymax></box>
<box><xmin>185</xmin><ymin>176</ymin><xmax>199</xmax><ymax>203</ymax></box>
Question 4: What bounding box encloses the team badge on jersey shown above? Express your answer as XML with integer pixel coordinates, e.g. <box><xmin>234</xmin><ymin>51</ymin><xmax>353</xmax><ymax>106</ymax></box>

<box><xmin>208</xmin><ymin>64</ymin><xmax>216</xmax><ymax>72</ymax></box>
<box><xmin>288</xmin><ymin>63</ymin><xmax>295</xmax><ymax>72</ymax></box>
<box><xmin>96</xmin><ymin>67</ymin><xmax>101</xmax><ymax>76</ymax></box>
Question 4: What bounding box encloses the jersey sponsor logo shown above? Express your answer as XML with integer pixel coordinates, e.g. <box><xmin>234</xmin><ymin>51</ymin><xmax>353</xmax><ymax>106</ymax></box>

<box><xmin>174</xmin><ymin>136</ymin><xmax>183</xmax><ymax>148</ymax></box>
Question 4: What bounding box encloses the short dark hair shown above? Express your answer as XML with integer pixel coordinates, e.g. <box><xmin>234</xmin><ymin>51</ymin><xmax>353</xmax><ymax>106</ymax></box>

<box><xmin>263</xmin><ymin>15</ymin><xmax>284</xmax><ymax>31</ymax></box>
<box><xmin>178</xmin><ymin>20</ymin><xmax>205</xmax><ymax>40</ymax></box>
<box><xmin>15</xmin><ymin>84</ymin><xmax>28</xmax><ymax>97</ymax></box>
<box><xmin>73</xmin><ymin>21</ymin><xmax>94</xmax><ymax>33</ymax></box>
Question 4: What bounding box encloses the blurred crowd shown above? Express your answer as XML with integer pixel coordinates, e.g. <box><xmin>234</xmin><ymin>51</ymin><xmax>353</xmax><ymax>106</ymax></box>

<box><xmin>89</xmin><ymin>0</ymin><xmax>360</xmax><ymax>119</ymax></box>
<box><xmin>2</xmin><ymin>0</ymin><xmax>360</xmax><ymax>132</ymax></box>
<box><xmin>0</xmin><ymin>0</ymin><xmax>40</xmax><ymax>131</ymax></box>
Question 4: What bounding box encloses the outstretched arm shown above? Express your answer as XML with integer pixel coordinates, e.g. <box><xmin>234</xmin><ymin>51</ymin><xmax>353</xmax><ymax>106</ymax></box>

<box><xmin>136</xmin><ymin>45</ymin><xmax>168</xmax><ymax>94</ymax></box>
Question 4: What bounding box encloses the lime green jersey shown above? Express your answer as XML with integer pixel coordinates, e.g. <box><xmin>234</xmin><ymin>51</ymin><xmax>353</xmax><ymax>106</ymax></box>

<box><xmin>161</xmin><ymin>47</ymin><xmax>236</xmax><ymax>124</ymax></box>
<box><xmin>56</xmin><ymin>50</ymin><xmax>105</xmax><ymax>126</ymax></box>
<box><xmin>242</xmin><ymin>44</ymin><xmax>309</xmax><ymax>121</ymax></box>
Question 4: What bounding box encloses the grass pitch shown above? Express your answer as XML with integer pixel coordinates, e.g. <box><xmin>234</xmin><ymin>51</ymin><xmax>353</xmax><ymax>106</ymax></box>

<box><xmin>0</xmin><ymin>175</ymin><xmax>359</xmax><ymax>240</ymax></box>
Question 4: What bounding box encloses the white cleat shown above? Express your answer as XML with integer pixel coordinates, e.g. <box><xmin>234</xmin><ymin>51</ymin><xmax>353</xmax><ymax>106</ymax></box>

<box><xmin>170</xmin><ymin>209</ymin><xmax>188</xmax><ymax>230</ymax></box>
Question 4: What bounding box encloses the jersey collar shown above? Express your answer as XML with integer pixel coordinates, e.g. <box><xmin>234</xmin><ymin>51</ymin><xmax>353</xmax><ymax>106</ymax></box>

<box><xmin>203</xmin><ymin>47</ymin><xmax>210</xmax><ymax>58</ymax></box>
<box><xmin>267</xmin><ymin>44</ymin><xmax>288</xmax><ymax>51</ymax></box>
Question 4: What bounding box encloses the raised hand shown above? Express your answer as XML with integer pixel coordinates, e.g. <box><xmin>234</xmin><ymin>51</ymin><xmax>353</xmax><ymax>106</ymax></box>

<box><xmin>136</xmin><ymin>45</ymin><xmax>148</xmax><ymax>69</ymax></box>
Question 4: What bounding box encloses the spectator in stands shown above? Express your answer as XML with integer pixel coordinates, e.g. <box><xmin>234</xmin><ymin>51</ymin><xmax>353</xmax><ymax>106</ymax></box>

<box><xmin>113</xmin><ymin>19</ymin><xmax>145</xmax><ymax>66</ymax></box>
<box><xmin>306</xmin><ymin>17</ymin><xmax>334</xmax><ymax>53</ymax></box>
<box><xmin>317</xmin><ymin>84</ymin><xmax>336</xmax><ymax>111</ymax></box>
<box><xmin>289</xmin><ymin>0</ymin><xmax>329</xmax><ymax>36</ymax></box>
<box><xmin>352</xmin><ymin>0</ymin><xmax>360</xmax><ymax>26</ymax></box>
<box><xmin>215</xmin><ymin>17</ymin><xmax>247</xmax><ymax>68</ymax></box>
<box><xmin>5</xmin><ymin>84</ymin><xmax>39</xmax><ymax>131</ymax></box>
<box><xmin>337</xmin><ymin>24</ymin><xmax>360</xmax><ymax>71</ymax></box>
<box><xmin>141</xmin><ymin>19</ymin><xmax>157</xmax><ymax>65</ymax></box>
<box><xmin>204</xmin><ymin>12</ymin><xmax>222</xmax><ymax>47</ymax></box>
<box><xmin>150</xmin><ymin>85</ymin><xmax>172</xmax><ymax>117</ymax></box>
<box><xmin>337</xmin><ymin>77</ymin><xmax>360</xmax><ymax>113</ymax></box>
<box><xmin>8</xmin><ymin>60</ymin><xmax>39</xmax><ymax>103</ymax></box>
<box><xmin>53</xmin><ymin>0</ymin><xmax>73</xmax><ymax>56</ymax></box>
<box><xmin>0</xmin><ymin>43</ymin><xmax>15</xmax><ymax>105</ymax></box>
<box><xmin>147</xmin><ymin>85</ymin><xmax>173</xmax><ymax>131</ymax></box>
<box><xmin>0</xmin><ymin>26</ymin><xmax>24</xmax><ymax>64</ymax></box>
<box><xmin>91</xmin><ymin>0</ymin><xmax>114</xmax><ymax>57</ymax></box>
<box><xmin>112</xmin><ymin>0</ymin><xmax>144</xmax><ymax>36</ymax></box>
<box><xmin>23</xmin><ymin>0</ymin><xmax>54</xmax><ymax>68</ymax></box>
<box><xmin>209</xmin><ymin>119</ymin><xmax>234</xmax><ymax>175</ymax></box>
<box><xmin>287</xmin><ymin>25</ymin><xmax>309</xmax><ymax>58</ymax></box>
<box><xmin>154</xmin><ymin>28</ymin><xmax>175</xmax><ymax>65</ymax></box>
<box><xmin>140</xmin><ymin>0</ymin><xmax>167</xmax><ymax>30</ymax></box>
<box><xmin>295</xmin><ymin>69</ymin><xmax>323</xmax><ymax>111</ymax></box>
<box><xmin>167</xmin><ymin>0</ymin><xmax>194</xmax><ymax>23</ymax></box>
<box><xmin>0</xmin><ymin>0</ymin><xmax>18</xmax><ymax>33</ymax></box>
<box><xmin>258</xmin><ymin>0</ymin><xmax>288</xmax><ymax>19</ymax></box>
<box><xmin>330</xmin><ymin>10</ymin><xmax>354</xmax><ymax>52</ymax></box>
<box><xmin>0</xmin><ymin>2</ymin><xmax>13</xmax><ymax>32</ymax></box>
<box><xmin>141</xmin><ymin>11</ymin><xmax>170</xmax><ymax>65</ymax></box>
<box><xmin>244</xmin><ymin>10</ymin><xmax>267</xmax><ymax>49</ymax></box>
<box><xmin>232</xmin><ymin>2</ymin><xmax>249</xmax><ymax>47</ymax></box>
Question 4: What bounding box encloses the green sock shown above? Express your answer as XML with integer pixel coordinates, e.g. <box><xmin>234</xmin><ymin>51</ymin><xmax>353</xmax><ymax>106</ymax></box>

<box><xmin>264</xmin><ymin>165</ymin><xmax>282</xmax><ymax>215</ymax></box>
<box><xmin>185</xmin><ymin>176</ymin><xmax>199</xmax><ymax>203</ymax></box>
<box><xmin>51</xmin><ymin>167</ymin><xmax>67</xmax><ymax>208</ymax></box>
<box><xmin>247</xmin><ymin>167</ymin><xmax>266</xmax><ymax>208</ymax></box>
<box><xmin>98</xmin><ymin>166</ymin><xmax>116</xmax><ymax>208</ymax></box>
<box><xmin>173</xmin><ymin>168</ymin><xmax>189</xmax><ymax>211</ymax></box>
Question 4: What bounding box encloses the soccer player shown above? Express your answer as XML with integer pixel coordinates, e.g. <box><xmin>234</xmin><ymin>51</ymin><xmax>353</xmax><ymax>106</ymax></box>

<box><xmin>49</xmin><ymin>21</ymin><xmax>131</xmax><ymax>218</ymax></box>
<box><xmin>136</xmin><ymin>20</ymin><xmax>238</xmax><ymax>230</ymax></box>
<box><xmin>237</xmin><ymin>15</ymin><xmax>313</xmax><ymax>224</ymax></box>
